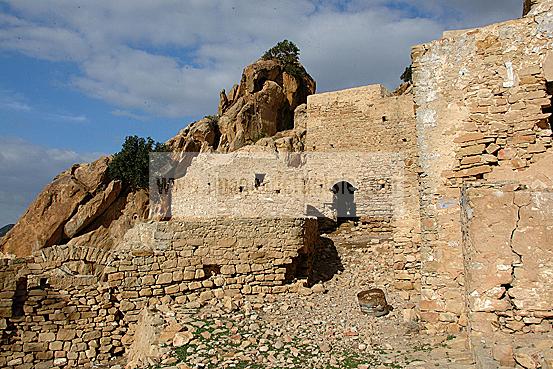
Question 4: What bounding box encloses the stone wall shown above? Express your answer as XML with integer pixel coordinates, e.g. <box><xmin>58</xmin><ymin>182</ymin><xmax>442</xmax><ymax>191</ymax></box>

<box><xmin>0</xmin><ymin>218</ymin><xmax>317</xmax><ymax>369</ymax></box>
<box><xmin>305</xmin><ymin>85</ymin><xmax>422</xmax><ymax>305</ymax></box>
<box><xmin>412</xmin><ymin>0</ymin><xmax>553</xmax><ymax>335</ymax></box>
<box><xmin>304</xmin><ymin>85</ymin><xmax>415</xmax><ymax>153</ymax></box>
<box><xmin>170</xmin><ymin>84</ymin><xmax>422</xmax><ymax>306</ymax></box>
<box><xmin>461</xmin><ymin>184</ymin><xmax>553</xmax><ymax>336</ymax></box>
<box><xmin>171</xmin><ymin>151</ymin><xmax>402</xmax><ymax>225</ymax></box>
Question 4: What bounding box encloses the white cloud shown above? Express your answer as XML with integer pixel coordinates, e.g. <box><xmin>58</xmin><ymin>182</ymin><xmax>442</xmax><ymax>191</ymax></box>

<box><xmin>0</xmin><ymin>137</ymin><xmax>101</xmax><ymax>225</ymax></box>
<box><xmin>111</xmin><ymin>109</ymin><xmax>150</xmax><ymax>122</ymax></box>
<box><xmin>46</xmin><ymin>113</ymin><xmax>88</xmax><ymax>123</ymax></box>
<box><xmin>0</xmin><ymin>89</ymin><xmax>32</xmax><ymax>111</ymax></box>
<box><xmin>0</xmin><ymin>0</ymin><xmax>522</xmax><ymax>118</ymax></box>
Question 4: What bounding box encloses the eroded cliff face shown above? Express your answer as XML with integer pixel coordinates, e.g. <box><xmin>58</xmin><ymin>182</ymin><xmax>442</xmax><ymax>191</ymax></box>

<box><xmin>0</xmin><ymin>157</ymin><xmax>150</xmax><ymax>257</ymax></box>
<box><xmin>0</xmin><ymin>58</ymin><xmax>315</xmax><ymax>257</ymax></box>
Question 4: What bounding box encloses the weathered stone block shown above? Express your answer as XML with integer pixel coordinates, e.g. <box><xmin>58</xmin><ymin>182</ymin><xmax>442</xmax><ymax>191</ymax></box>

<box><xmin>156</xmin><ymin>273</ymin><xmax>173</xmax><ymax>285</ymax></box>
<box><xmin>220</xmin><ymin>265</ymin><xmax>236</xmax><ymax>275</ymax></box>
<box><xmin>57</xmin><ymin>329</ymin><xmax>76</xmax><ymax>341</ymax></box>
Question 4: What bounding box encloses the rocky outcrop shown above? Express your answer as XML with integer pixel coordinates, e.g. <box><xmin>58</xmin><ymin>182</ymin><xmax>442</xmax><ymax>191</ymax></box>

<box><xmin>66</xmin><ymin>189</ymin><xmax>149</xmax><ymax>249</ymax></box>
<box><xmin>0</xmin><ymin>157</ymin><xmax>109</xmax><ymax>257</ymax></box>
<box><xmin>0</xmin><ymin>157</ymin><xmax>148</xmax><ymax>257</ymax></box>
<box><xmin>167</xmin><ymin>59</ymin><xmax>315</xmax><ymax>155</ymax></box>
<box><xmin>1</xmin><ymin>57</ymin><xmax>315</xmax><ymax>257</ymax></box>
<box><xmin>217</xmin><ymin>59</ymin><xmax>315</xmax><ymax>152</ymax></box>
<box><xmin>252</xmin><ymin>128</ymin><xmax>306</xmax><ymax>153</ymax></box>
<box><xmin>63</xmin><ymin>180</ymin><xmax>122</xmax><ymax>238</ymax></box>
<box><xmin>165</xmin><ymin>117</ymin><xmax>219</xmax><ymax>153</ymax></box>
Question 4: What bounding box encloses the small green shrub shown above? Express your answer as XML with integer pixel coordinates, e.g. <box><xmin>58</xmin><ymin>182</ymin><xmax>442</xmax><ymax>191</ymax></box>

<box><xmin>107</xmin><ymin>135</ymin><xmax>166</xmax><ymax>190</ymax></box>
<box><xmin>262</xmin><ymin>39</ymin><xmax>306</xmax><ymax>78</ymax></box>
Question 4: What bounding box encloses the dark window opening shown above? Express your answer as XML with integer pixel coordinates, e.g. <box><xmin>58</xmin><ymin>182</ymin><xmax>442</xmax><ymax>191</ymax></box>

<box><xmin>331</xmin><ymin>181</ymin><xmax>358</xmax><ymax>223</ymax></box>
<box><xmin>275</xmin><ymin>189</ymin><xmax>281</xmax><ymax>194</ymax></box>
<box><xmin>12</xmin><ymin>277</ymin><xmax>28</xmax><ymax>317</ymax></box>
<box><xmin>382</xmin><ymin>116</ymin><xmax>388</xmax><ymax>122</ymax></box>
<box><xmin>239</xmin><ymin>186</ymin><xmax>244</xmax><ymax>193</ymax></box>
<box><xmin>114</xmin><ymin>310</ymin><xmax>124</xmax><ymax>322</ymax></box>
<box><xmin>39</xmin><ymin>278</ymin><xmax>49</xmax><ymax>289</ymax></box>
<box><xmin>202</xmin><ymin>265</ymin><xmax>221</xmax><ymax>278</ymax></box>
<box><xmin>254</xmin><ymin>173</ymin><xmax>266</xmax><ymax>188</ymax></box>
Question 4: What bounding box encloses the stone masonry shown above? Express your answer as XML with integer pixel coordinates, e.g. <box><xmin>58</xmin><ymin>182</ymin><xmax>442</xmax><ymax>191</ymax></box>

<box><xmin>170</xmin><ymin>84</ymin><xmax>421</xmax><ymax>305</ymax></box>
<box><xmin>0</xmin><ymin>218</ymin><xmax>317</xmax><ymax>368</ymax></box>
<box><xmin>412</xmin><ymin>0</ymin><xmax>553</xmax><ymax>365</ymax></box>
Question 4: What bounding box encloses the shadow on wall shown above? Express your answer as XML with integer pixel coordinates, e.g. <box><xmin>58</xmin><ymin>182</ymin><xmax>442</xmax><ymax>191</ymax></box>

<box><xmin>332</xmin><ymin>181</ymin><xmax>358</xmax><ymax>222</ymax></box>
<box><xmin>310</xmin><ymin>236</ymin><xmax>344</xmax><ymax>285</ymax></box>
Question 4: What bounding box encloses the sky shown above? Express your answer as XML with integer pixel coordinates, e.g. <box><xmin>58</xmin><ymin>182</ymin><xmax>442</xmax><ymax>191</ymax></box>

<box><xmin>0</xmin><ymin>0</ymin><xmax>523</xmax><ymax>226</ymax></box>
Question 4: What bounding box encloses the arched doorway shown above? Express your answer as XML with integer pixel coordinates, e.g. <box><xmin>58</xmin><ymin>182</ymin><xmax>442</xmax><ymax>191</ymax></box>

<box><xmin>331</xmin><ymin>181</ymin><xmax>357</xmax><ymax>221</ymax></box>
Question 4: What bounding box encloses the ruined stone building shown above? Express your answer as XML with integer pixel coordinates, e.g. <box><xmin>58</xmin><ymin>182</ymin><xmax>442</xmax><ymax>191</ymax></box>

<box><xmin>1</xmin><ymin>0</ymin><xmax>553</xmax><ymax>368</ymax></box>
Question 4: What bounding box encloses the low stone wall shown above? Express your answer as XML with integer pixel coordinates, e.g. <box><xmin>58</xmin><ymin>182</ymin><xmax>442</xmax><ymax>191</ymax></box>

<box><xmin>0</xmin><ymin>217</ymin><xmax>318</xmax><ymax>368</ymax></box>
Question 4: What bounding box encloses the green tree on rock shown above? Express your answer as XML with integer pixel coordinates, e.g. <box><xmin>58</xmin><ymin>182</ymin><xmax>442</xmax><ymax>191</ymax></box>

<box><xmin>107</xmin><ymin>135</ymin><xmax>166</xmax><ymax>190</ymax></box>
<box><xmin>262</xmin><ymin>39</ymin><xmax>306</xmax><ymax>78</ymax></box>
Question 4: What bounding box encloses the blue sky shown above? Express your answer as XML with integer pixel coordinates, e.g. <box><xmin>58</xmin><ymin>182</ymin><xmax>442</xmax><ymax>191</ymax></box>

<box><xmin>0</xmin><ymin>0</ymin><xmax>522</xmax><ymax>225</ymax></box>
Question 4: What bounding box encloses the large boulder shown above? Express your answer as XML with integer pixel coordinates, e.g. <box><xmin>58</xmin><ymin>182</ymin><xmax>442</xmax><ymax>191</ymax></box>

<box><xmin>218</xmin><ymin>80</ymin><xmax>285</xmax><ymax>152</ymax></box>
<box><xmin>66</xmin><ymin>189</ymin><xmax>149</xmax><ymax>249</ymax></box>
<box><xmin>0</xmin><ymin>157</ymin><xmax>109</xmax><ymax>257</ymax></box>
<box><xmin>216</xmin><ymin>59</ymin><xmax>315</xmax><ymax>152</ymax></box>
<box><xmin>63</xmin><ymin>180</ymin><xmax>122</xmax><ymax>238</ymax></box>
<box><xmin>166</xmin><ymin>117</ymin><xmax>219</xmax><ymax>153</ymax></box>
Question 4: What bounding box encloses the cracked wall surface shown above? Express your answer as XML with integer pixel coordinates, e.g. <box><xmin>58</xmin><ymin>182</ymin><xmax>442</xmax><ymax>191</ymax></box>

<box><xmin>462</xmin><ymin>185</ymin><xmax>553</xmax><ymax>335</ymax></box>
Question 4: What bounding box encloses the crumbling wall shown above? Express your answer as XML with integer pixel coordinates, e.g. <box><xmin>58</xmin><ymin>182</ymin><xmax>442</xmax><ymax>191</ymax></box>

<box><xmin>461</xmin><ymin>184</ymin><xmax>553</xmax><ymax>368</ymax></box>
<box><xmin>304</xmin><ymin>85</ymin><xmax>414</xmax><ymax>153</ymax></box>
<box><xmin>304</xmin><ymin>84</ymin><xmax>422</xmax><ymax>307</ymax></box>
<box><xmin>0</xmin><ymin>218</ymin><xmax>317</xmax><ymax>368</ymax></box>
<box><xmin>412</xmin><ymin>0</ymin><xmax>553</xmax><ymax>334</ymax></box>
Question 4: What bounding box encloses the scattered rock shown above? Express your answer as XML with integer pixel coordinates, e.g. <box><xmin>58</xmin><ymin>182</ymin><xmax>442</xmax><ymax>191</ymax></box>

<box><xmin>173</xmin><ymin>331</ymin><xmax>194</xmax><ymax>347</ymax></box>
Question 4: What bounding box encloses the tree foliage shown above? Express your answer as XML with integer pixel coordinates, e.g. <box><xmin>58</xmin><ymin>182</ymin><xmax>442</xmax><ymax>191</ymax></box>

<box><xmin>401</xmin><ymin>66</ymin><xmax>412</xmax><ymax>83</ymax></box>
<box><xmin>107</xmin><ymin>135</ymin><xmax>167</xmax><ymax>190</ymax></box>
<box><xmin>262</xmin><ymin>39</ymin><xmax>306</xmax><ymax>78</ymax></box>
